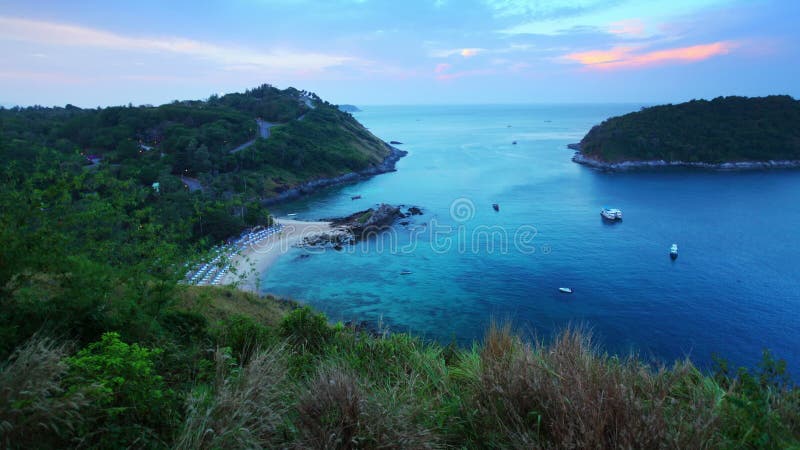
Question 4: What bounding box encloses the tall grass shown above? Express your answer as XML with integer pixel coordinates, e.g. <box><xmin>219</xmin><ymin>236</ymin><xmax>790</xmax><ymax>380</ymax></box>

<box><xmin>455</xmin><ymin>322</ymin><xmax>722</xmax><ymax>448</ymax></box>
<box><xmin>0</xmin><ymin>336</ymin><xmax>87</xmax><ymax>449</ymax></box>
<box><xmin>294</xmin><ymin>364</ymin><xmax>438</xmax><ymax>449</ymax></box>
<box><xmin>176</xmin><ymin>345</ymin><xmax>291</xmax><ymax>449</ymax></box>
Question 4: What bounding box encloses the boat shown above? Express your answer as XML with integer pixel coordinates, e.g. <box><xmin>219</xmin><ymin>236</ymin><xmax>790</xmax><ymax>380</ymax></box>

<box><xmin>351</xmin><ymin>195</ymin><xmax>362</xmax><ymax>200</ymax></box>
<box><xmin>559</xmin><ymin>287</ymin><xmax>573</xmax><ymax>294</ymax></box>
<box><xmin>287</xmin><ymin>213</ymin><xmax>297</xmax><ymax>217</ymax></box>
<box><xmin>512</xmin><ymin>141</ymin><xmax>517</xmax><ymax>145</ymax></box>
<box><xmin>670</xmin><ymin>244</ymin><xmax>678</xmax><ymax>259</ymax></box>
<box><xmin>600</xmin><ymin>207</ymin><xmax>623</xmax><ymax>221</ymax></box>
<box><xmin>492</xmin><ymin>203</ymin><xmax>500</xmax><ymax>212</ymax></box>
<box><xmin>400</xmin><ymin>270</ymin><xmax>412</xmax><ymax>275</ymax></box>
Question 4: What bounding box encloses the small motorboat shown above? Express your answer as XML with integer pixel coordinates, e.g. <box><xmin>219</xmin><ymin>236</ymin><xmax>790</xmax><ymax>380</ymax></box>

<box><xmin>351</xmin><ymin>195</ymin><xmax>362</xmax><ymax>200</ymax></box>
<box><xmin>559</xmin><ymin>287</ymin><xmax>573</xmax><ymax>294</ymax></box>
<box><xmin>400</xmin><ymin>270</ymin><xmax>412</xmax><ymax>275</ymax></box>
<box><xmin>670</xmin><ymin>244</ymin><xmax>678</xmax><ymax>259</ymax></box>
<box><xmin>600</xmin><ymin>207</ymin><xmax>623</xmax><ymax>221</ymax></box>
<box><xmin>492</xmin><ymin>203</ymin><xmax>500</xmax><ymax>212</ymax></box>
<box><xmin>512</xmin><ymin>141</ymin><xmax>517</xmax><ymax>145</ymax></box>
<box><xmin>287</xmin><ymin>213</ymin><xmax>297</xmax><ymax>217</ymax></box>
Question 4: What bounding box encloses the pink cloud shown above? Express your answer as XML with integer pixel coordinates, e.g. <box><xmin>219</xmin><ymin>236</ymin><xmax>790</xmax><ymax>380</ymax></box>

<box><xmin>435</xmin><ymin>63</ymin><xmax>452</xmax><ymax>74</ymax></box>
<box><xmin>608</xmin><ymin>19</ymin><xmax>647</xmax><ymax>38</ymax></box>
<box><xmin>564</xmin><ymin>41</ymin><xmax>736</xmax><ymax>70</ymax></box>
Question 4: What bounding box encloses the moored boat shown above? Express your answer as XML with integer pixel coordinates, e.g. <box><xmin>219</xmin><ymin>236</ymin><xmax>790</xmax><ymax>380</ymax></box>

<box><xmin>351</xmin><ymin>195</ymin><xmax>362</xmax><ymax>200</ymax></box>
<box><xmin>492</xmin><ymin>203</ymin><xmax>500</xmax><ymax>211</ymax></box>
<box><xmin>601</xmin><ymin>207</ymin><xmax>623</xmax><ymax>221</ymax></box>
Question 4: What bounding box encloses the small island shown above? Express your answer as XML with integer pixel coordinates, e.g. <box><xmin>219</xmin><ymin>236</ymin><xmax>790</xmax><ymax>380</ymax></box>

<box><xmin>571</xmin><ymin>95</ymin><xmax>800</xmax><ymax>170</ymax></box>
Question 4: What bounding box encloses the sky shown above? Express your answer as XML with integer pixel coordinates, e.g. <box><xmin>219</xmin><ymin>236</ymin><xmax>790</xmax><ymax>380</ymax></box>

<box><xmin>0</xmin><ymin>0</ymin><xmax>798</xmax><ymax>106</ymax></box>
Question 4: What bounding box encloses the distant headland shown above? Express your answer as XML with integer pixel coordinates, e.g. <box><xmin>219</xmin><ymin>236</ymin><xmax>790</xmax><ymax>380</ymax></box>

<box><xmin>570</xmin><ymin>95</ymin><xmax>800</xmax><ymax>170</ymax></box>
<box><xmin>337</xmin><ymin>104</ymin><xmax>362</xmax><ymax>112</ymax></box>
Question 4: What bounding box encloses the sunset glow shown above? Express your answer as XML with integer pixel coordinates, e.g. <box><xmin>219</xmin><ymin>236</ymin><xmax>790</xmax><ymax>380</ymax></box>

<box><xmin>0</xmin><ymin>0</ymin><xmax>796</xmax><ymax>105</ymax></box>
<box><xmin>565</xmin><ymin>42</ymin><xmax>736</xmax><ymax>70</ymax></box>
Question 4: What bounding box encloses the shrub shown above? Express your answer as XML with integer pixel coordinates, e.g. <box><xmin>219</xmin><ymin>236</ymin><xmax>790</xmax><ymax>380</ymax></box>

<box><xmin>212</xmin><ymin>314</ymin><xmax>275</xmax><ymax>365</ymax></box>
<box><xmin>65</xmin><ymin>332</ymin><xmax>178</xmax><ymax>448</ymax></box>
<box><xmin>714</xmin><ymin>350</ymin><xmax>800</xmax><ymax>448</ymax></box>
<box><xmin>279</xmin><ymin>306</ymin><xmax>332</xmax><ymax>352</ymax></box>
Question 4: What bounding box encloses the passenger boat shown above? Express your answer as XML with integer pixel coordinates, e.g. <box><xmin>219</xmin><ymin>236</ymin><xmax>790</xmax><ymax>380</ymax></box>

<box><xmin>600</xmin><ymin>208</ymin><xmax>623</xmax><ymax>221</ymax></box>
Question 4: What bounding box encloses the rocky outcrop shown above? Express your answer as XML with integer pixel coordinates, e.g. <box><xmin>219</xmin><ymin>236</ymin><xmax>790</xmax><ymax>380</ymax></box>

<box><xmin>299</xmin><ymin>204</ymin><xmax>420</xmax><ymax>249</ymax></box>
<box><xmin>330</xmin><ymin>203</ymin><xmax>404</xmax><ymax>236</ymax></box>
<box><xmin>567</xmin><ymin>143</ymin><xmax>581</xmax><ymax>151</ymax></box>
<box><xmin>296</xmin><ymin>228</ymin><xmax>355</xmax><ymax>249</ymax></box>
<box><xmin>571</xmin><ymin>150</ymin><xmax>800</xmax><ymax>171</ymax></box>
<box><xmin>263</xmin><ymin>144</ymin><xmax>407</xmax><ymax>205</ymax></box>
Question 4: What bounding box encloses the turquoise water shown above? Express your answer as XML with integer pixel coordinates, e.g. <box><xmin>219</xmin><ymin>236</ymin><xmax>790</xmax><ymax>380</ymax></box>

<box><xmin>264</xmin><ymin>104</ymin><xmax>800</xmax><ymax>373</ymax></box>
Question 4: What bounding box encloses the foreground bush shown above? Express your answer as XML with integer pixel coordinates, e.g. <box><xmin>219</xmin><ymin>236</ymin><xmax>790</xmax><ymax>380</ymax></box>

<box><xmin>1</xmin><ymin>307</ymin><xmax>798</xmax><ymax>449</ymax></box>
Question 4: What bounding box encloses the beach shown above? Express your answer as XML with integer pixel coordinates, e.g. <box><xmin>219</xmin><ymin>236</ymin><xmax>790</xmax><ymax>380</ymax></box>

<box><xmin>220</xmin><ymin>218</ymin><xmax>331</xmax><ymax>292</ymax></box>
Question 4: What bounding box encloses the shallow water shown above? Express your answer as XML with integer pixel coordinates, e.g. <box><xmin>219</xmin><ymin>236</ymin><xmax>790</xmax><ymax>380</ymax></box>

<box><xmin>264</xmin><ymin>104</ymin><xmax>800</xmax><ymax>373</ymax></box>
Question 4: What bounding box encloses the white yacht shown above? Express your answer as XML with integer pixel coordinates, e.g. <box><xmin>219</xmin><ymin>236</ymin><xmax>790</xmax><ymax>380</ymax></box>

<box><xmin>601</xmin><ymin>208</ymin><xmax>623</xmax><ymax>221</ymax></box>
<box><xmin>670</xmin><ymin>244</ymin><xmax>678</xmax><ymax>259</ymax></box>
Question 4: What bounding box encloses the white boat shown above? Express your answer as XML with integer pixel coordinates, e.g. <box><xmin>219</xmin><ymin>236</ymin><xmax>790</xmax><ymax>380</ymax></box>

<box><xmin>559</xmin><ymin>287</ymin><xmax>573</xmax><ymax>294</ymax></box>
<box><xmin>670</xmin><ymin>243</ymin><xmax>678</xmax><ymax>259</ymax></box>
<box><xmin>601</xmin><ymin>208</ymin><xmax>623</xmax><ymax>221</ymax></box>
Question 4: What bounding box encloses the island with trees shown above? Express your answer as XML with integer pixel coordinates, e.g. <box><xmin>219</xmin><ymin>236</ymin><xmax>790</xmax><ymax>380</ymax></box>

<box><xmin>571</xmin><ymin>95</ymin><xmax>800</xmax><ymax>170</ymax></box>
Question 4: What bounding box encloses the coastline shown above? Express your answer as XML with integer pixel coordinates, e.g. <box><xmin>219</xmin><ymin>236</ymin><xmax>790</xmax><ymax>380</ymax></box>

<box><xmin>262</xmin><ymin>143</ymin><xmax>407</xmax><ymax>205</ymax></box>
<box><xmin>220</xmin><ymin>218</ymin><xmax>332</xmax><ymax>293</ymax></box>
<box><xmin>570</xmin><ymin>148</ymin><xmax>800</xmax><ymax>171</ymax></box>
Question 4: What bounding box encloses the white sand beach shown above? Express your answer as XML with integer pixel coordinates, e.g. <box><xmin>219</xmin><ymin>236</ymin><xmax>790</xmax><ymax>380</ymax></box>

<box><xmin>221</xmin><ymin>218</ymin><xmax>331</xmax><ymax>293</ymax></box>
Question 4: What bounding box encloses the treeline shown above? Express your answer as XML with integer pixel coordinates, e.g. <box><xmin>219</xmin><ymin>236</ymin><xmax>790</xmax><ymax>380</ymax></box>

<box><xmin>579</xmin><ymin>95</ymin><xmax>800</xmax><ymax>163</ymax></box>
<box><xmin>0</xmin><ymin>84</ymin><xmax>389</xmax><ymax>199</ymax></box>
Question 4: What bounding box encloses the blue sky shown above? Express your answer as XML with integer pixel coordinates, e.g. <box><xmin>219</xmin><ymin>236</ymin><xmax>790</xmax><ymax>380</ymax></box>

<box><xmin>1</xmin><ymin>0</ymin><xmax>797</xmax><ymax>106</ymax></box>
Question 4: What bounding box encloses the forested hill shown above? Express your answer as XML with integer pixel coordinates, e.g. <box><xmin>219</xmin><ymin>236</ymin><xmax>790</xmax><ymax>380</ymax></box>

<box><xmin>577</xmin><ymin>95</ymin><xmax>800</xmax><ymax>164</ymax></box>
<box><xmin>0</xmin><ymin>84</ymin><xmax>392</xmax><ymax>198</ymax></box>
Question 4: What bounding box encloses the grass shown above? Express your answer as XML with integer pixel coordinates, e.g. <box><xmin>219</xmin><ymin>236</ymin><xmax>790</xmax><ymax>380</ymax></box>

<box><xmin>2</xmin><ymin>291</ymin><xmax>798</xmax><ymax>449</ymax></box>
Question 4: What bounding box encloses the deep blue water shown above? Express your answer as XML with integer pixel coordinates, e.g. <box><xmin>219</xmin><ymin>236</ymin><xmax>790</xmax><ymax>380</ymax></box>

<box><xmin>264</xmin><ymin>104</ymin><xmax>800</xmax><ymax>373</ymax></box>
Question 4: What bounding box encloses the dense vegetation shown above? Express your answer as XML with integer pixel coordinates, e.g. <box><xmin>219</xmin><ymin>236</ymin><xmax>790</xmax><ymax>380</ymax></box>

<box><xmin>1</xmin><ymin>87</ymin><xmax>798</xmax><ymax>448</ymax></box>
<box><xmin>0</xmin><ymin>84</ymin><xmax>390</xmax><ymax>200</ymax></box>
<box><xmin>579</xmin><ymin>95</ymin><xmax>800</xmax><ymax>163</ymax></box>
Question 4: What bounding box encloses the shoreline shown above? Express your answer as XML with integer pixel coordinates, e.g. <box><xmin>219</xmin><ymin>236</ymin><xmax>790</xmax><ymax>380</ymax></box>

<box><xmin>220</xmin><ymin>218</ymin><xmax>332</xmax><ymax>293</ymax></box>
<box><xmin>570</xmin><ymin>149</ymin><xmax>800</xmax><ymax>171</ymax></box>
<box><xmin>262</xmin><ymin>143</ymin><xmax>407</xmax><ymax>205</ymax></box>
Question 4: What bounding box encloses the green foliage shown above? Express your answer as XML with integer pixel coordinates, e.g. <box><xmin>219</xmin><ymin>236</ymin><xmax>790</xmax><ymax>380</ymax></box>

<box><xmin>714</xmin><ymin>350</ymin><xmax>800</xmax><ymax>448</ymax></box>
<box><xmin>278</xmin><ymin>306</ymin><xmax>333</xmax><ymax>352</ymax></box>
<box><xmin>65</xmin><ymin>332</ymin><xmax>178</xmax><ymax>448</ymax></box>
<box><xmin>580</xmin><ymin>95</ymin><xmax>800</xmax><ymax>163</ymax></box>
<box><xmin>211</xmin><ymin>314</ymin><xmax>275</xmax><ymax>364</ymax></box>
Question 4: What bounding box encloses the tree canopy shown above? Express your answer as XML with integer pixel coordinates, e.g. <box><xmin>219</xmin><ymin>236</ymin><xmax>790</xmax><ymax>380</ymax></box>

<box><xmin>579</xmin><ymin>95</ymin><xmax>800</xmax><ymax>163</ymax></box>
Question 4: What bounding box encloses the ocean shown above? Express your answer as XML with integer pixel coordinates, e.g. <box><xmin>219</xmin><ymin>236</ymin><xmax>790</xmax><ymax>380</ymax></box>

<box><xmin>264</xmin><ymin>104</ymin><xmax>800</xmax><ymax>373</ymax></box>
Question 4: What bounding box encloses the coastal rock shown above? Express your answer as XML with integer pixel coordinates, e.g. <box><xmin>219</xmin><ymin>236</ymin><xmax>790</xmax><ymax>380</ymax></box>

<box><xmin>567</xmin><ymin>143</ymin><xmax>581</xmax><ymax>151</ymax></box>
<box><xmin>571</xmin><ymin>151</ymin><xmax>800</xmax><ymax>171</ymax></box>
<box><xmin>295</xmin><ymin>229</ymin><xmax>355</xmax><ymax>249</ymax></box>
<box><xmin>407</xmin><ymin>206</ymin><xmax>423</xmax><ymax>216</ymax></box>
